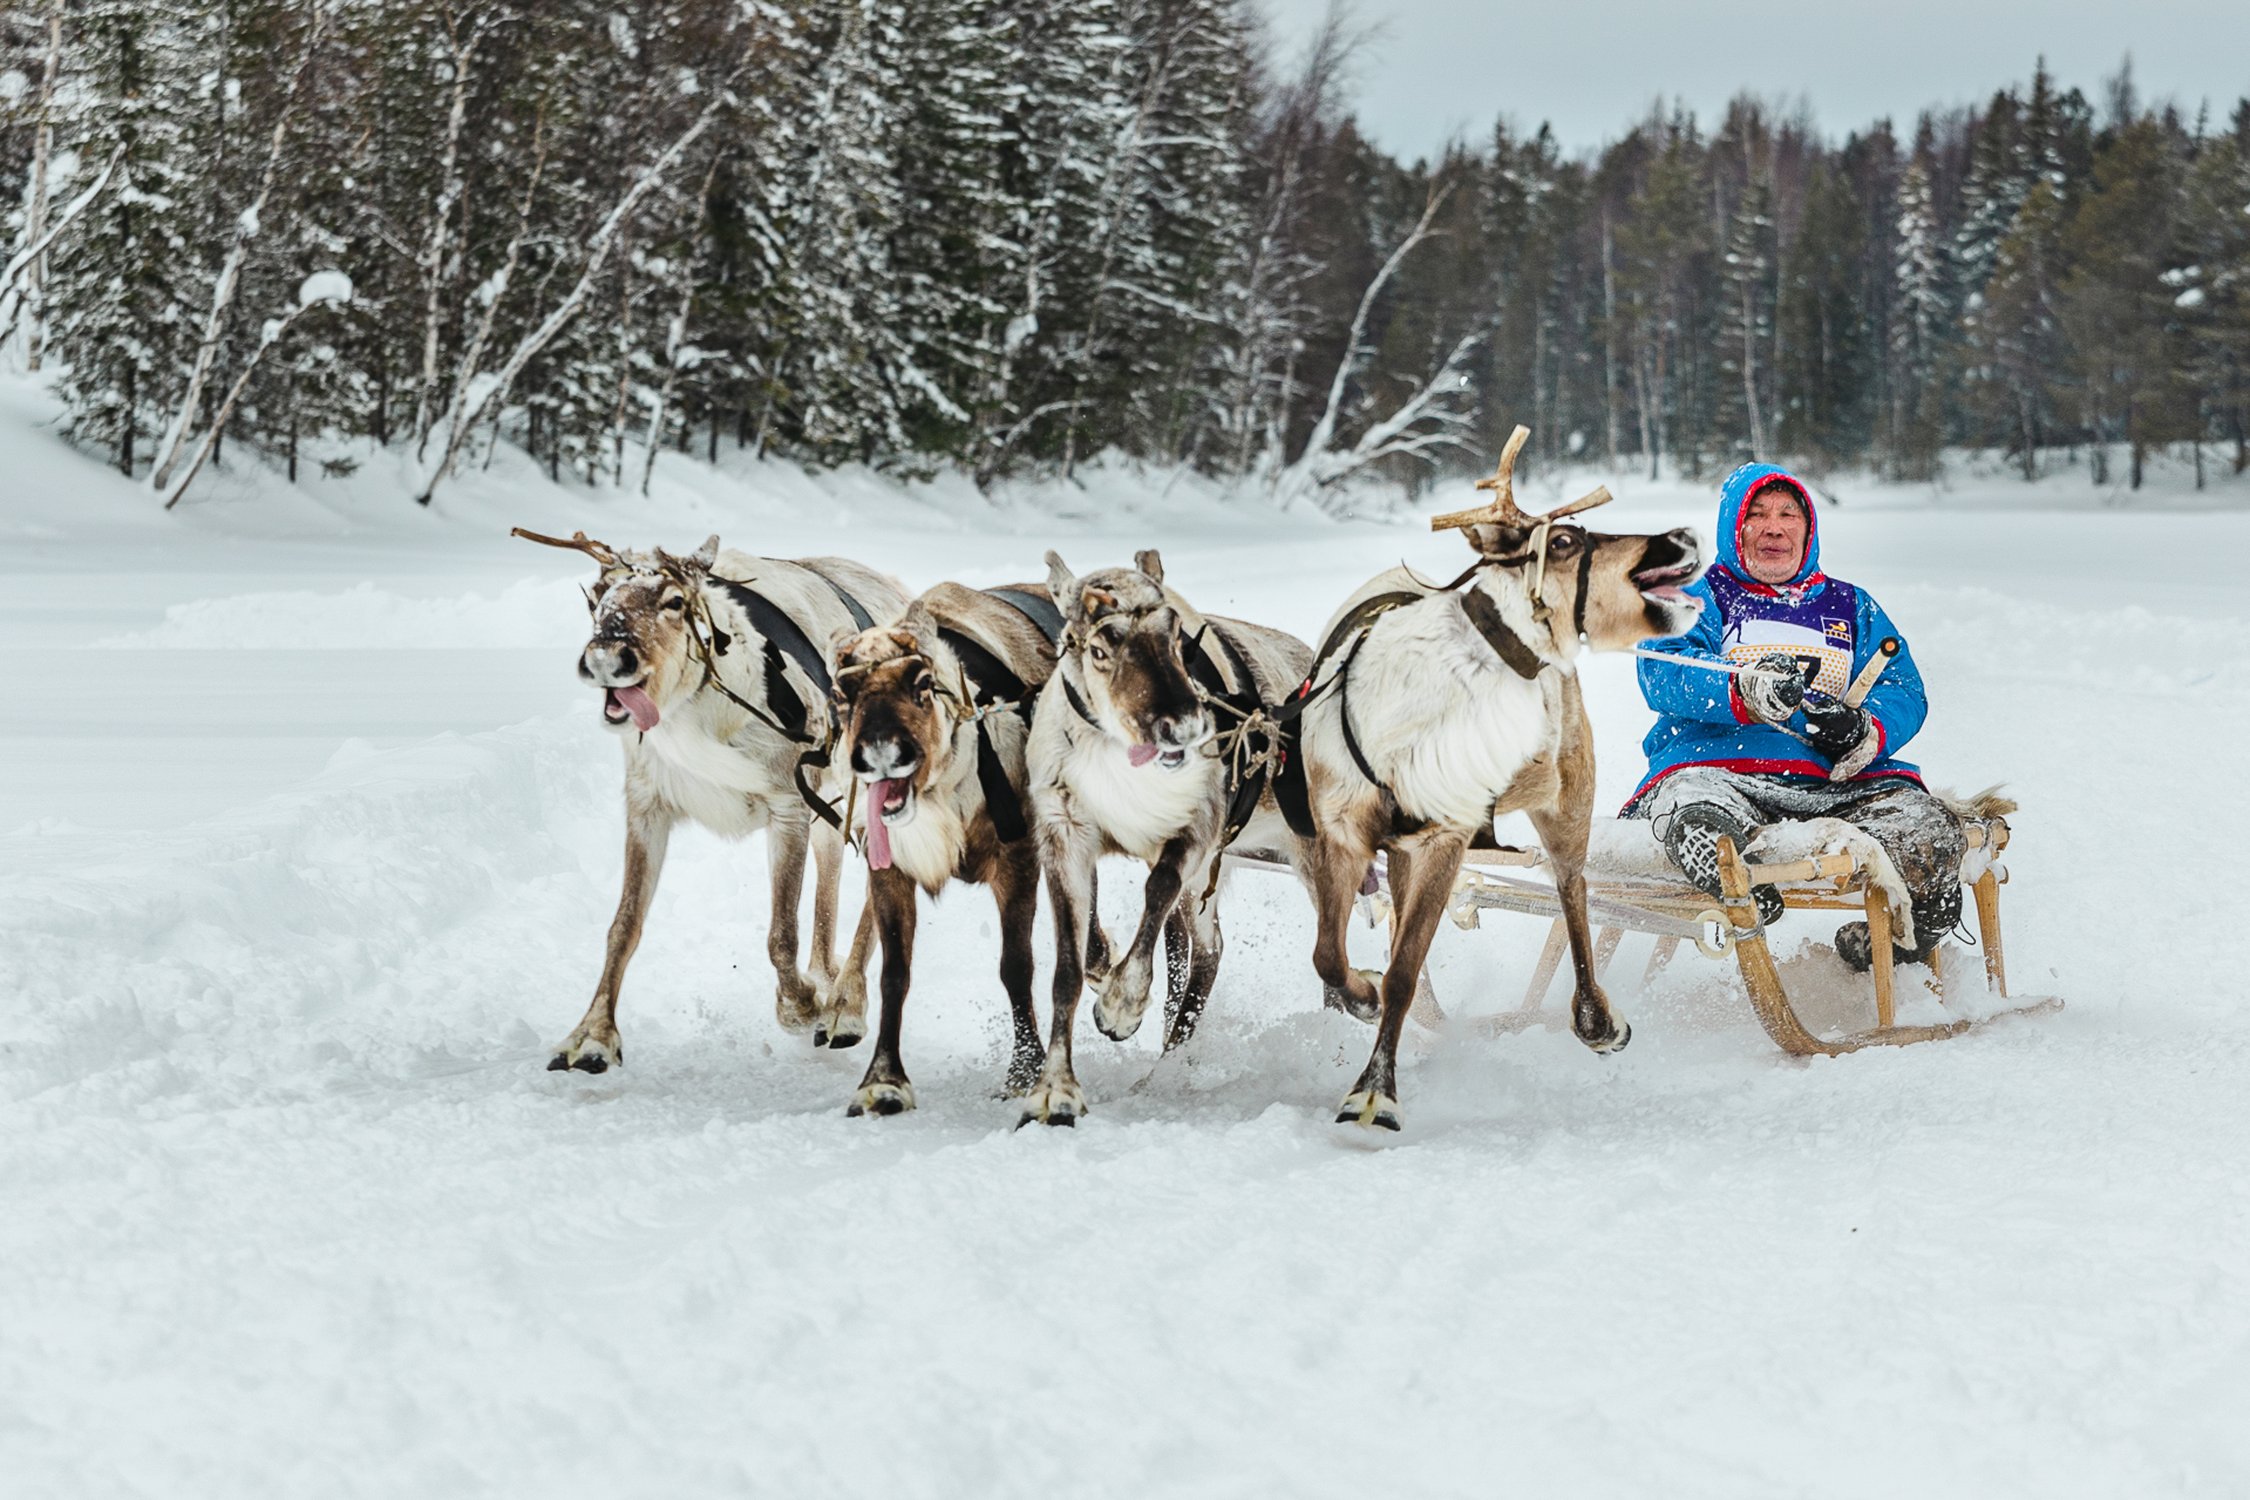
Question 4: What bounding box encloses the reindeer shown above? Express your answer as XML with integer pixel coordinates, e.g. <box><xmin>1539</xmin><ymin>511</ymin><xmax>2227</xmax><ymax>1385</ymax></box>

<box><xmin>513</xmin><ymin>528</ymin><xmax>906</xmax><ymax>1073</ymax></box>
<box><xmin>1291</xmin><ymin>428</ymin><xmax>1705</xmax><ymax>1131</ymax></box>
<box><xmin>1019</xmin><ymin>549</ymin><xmax>1319</xmax><ymax>1128</ymax></box>
<box><xmin>822</xmin><ymin>584</ymin><xmax>1061</xmax><ymax>1116</ymax></box>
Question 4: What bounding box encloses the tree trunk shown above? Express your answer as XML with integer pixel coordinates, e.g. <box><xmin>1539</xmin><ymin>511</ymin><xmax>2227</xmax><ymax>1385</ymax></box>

<box><xmin>22</xmin><ymin>7</ymin><xmax>62</xmax><ymax>371</ymax></box>
<box><xmin>1601</xmin><ymin>211</ymin><xmax>1621</xmax><ymax>463</ymax></box>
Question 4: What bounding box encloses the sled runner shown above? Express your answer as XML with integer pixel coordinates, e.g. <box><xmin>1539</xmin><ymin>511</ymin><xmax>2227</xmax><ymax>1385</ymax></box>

<box><xmin>1226</xmin><ymin>804</ymin><xmax>2059</xmax><ymax>1055</ymax></box>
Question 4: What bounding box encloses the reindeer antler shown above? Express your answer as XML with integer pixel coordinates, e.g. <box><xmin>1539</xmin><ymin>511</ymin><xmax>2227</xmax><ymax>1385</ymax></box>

<box><xmin>510</xmin><ymin>526</ymin><xmax>620</xmax><ymax>565</ymax></box>
<box><xmin>1429</xmin><ymin>424</ymin><xmax>1613</xmax><ymax>535</ymax></box>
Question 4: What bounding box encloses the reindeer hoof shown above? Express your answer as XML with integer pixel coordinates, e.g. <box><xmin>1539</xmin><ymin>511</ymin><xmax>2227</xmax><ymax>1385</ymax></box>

<box><xmin>775</xmin><ymin>987</ymin><xmax>820</xmax><ymax>1035</ymax></box>
<box><xmin>1018</xmin><ymin>1077</ymin><xmax>1086</xmax><ymax>1129</ymax></box>
<box><xmin>845</xmin><ymin>1079</ymin><xmax>916</xmax><ymax>1117</ymax></box>
<box><xmin>1581</xmin><ymin>1019</ymin><xmax>1631</xmax><ymax>1055</ymax></box>
<box><xmin>1323</xmin><ymin>977</ymin><xmax>1382</xmax><ymax>1024</ymax></box>
<box><xmin>548</xmin><ymin>1032</ymin><xmax>621</xmax><ymax>1074</ymax></box>
<box><xmin>1334</xmin><ymin>1088</ymin><xmax>1401</xmax><ymax>1132</ymax></box>
<box><xmin>818</xmin><ymin>1016</ymin><xmax>865</xmax><ymax>1050</ymax></box>
<box><xmin>1092</xmin><ymin>974</ymin><xmax>1153</xmax><ymax>1042</ymax></box>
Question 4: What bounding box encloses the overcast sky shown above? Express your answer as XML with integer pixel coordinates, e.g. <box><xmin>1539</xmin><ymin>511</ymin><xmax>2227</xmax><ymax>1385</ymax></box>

<box><xmin>1259</xmin><ymin>0</ymin><xmax>2248</xmax><ymax>160</ymax></box>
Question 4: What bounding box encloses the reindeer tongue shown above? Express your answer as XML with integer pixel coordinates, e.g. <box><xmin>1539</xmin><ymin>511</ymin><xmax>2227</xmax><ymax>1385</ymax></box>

<box><xmin>1127</xmin><ymin>744</ymin><xmax>1159</xmax><ymax>768</ymax></box>
<box><xmin>612</xmin><ymin>684</ymin><xmax>660</xmax><ymax>732</ymax></box>
<box><xmin>864</xmin><ymin>780</ymin><xmax>900</xmax><ymax>870</ymax></box>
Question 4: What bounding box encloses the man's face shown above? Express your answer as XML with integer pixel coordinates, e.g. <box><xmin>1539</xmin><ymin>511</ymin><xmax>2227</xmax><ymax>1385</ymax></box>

<box><xmin>1738</xmin><ymin>487</ymin><xmax>1808</xmax><ymax>585</ymax></box>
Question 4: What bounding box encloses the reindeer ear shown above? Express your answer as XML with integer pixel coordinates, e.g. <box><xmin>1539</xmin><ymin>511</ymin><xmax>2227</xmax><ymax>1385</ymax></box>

<box><xmin>1465</xmin><ymin>521</ymin><xmax>1531</xmax><ymax>557</ymax></box>
<box><xmin>897</xmin><ymin>605</ymin><xmax>940</xmax><ymax>649</ymax></box>
<box><xmin>829</xmin><ymin>625</ymin><xmax>864</xmax><ymax>660</ymax></box>
<box><xmin>1045</xmin><ymin>552</ymin><xmax>1080</xmax><ymax>619</ymax></box>
<box><xmin>1133</xmin><ymin>548</ymin><xmax>1164</xmax><ymax>585</ymax></box>
<box><xmin>683</xmin><ymin>535</ymin><xmax>719</xmax><ymax>572</ymax></box>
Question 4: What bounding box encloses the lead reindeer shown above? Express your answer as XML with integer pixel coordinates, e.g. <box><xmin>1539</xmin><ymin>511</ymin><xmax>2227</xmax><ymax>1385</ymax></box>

<box><xmin>1292</xmin><ymin>428</ymin><xmax>1705</xmax><ymax>1130</ymax></box>
<box><xmin>514</xmin><ymin>528</ymin><xmax>906</xmax><ymax>1073</ymax></box>
<box><xmin>1020</xmin><ymin>549</ymin><xmax>1318</xmax><ymax>1127</ymax></box>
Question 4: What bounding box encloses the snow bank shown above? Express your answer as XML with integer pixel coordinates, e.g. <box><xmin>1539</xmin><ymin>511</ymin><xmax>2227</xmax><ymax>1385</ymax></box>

<box><xmin>95</xmin><ymin>577</ymin><xmax>588</xmax><ymax>651</ymax></box>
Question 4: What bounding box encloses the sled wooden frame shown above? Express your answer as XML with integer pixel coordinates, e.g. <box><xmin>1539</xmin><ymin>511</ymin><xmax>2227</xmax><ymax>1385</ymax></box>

<box><xmin>1224</xmin><ymin>813</ymin><xmax>2059</xmax><ymax>1053</ymax></box>
<box><xmin>1452</xmin><ymin>814</ymin><xmax>2060</xmax><ymax>1054</ymax></box>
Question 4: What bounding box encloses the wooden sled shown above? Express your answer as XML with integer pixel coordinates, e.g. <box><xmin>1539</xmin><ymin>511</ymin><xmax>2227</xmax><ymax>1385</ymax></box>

<box><xmin>1225</xmin><ymin>812</ymin><xmax>2059</xmax><ymax>1055</ymax></box>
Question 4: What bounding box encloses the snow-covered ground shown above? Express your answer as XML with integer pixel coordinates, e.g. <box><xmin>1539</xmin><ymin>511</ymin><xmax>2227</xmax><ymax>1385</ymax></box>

<box><xmin>7</xmin><ymin>375</ymin><xmax>2250</xmax><ymax>1497</ymax></box>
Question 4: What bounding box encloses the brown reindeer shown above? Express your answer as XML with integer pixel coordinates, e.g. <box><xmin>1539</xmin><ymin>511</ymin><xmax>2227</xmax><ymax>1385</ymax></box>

<box><xmin>1293</xmin><ymin>429</ymin><xmax>1705</xmax><ymax>1130</ymax></box>
<box><xmin>514</xmin><ymin>528</ymin><xmax>905</xmax><ymax>1074</ymax></box>
<box><xmin>824</xmin><ymin>584</ymin><xmax>1060</xmax><ymax>1116</ymax></box>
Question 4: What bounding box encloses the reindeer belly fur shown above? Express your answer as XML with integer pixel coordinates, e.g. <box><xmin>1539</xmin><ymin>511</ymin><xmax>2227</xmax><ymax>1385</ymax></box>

<box><xmin>1059</xmin><ymin>737</ymin><xmax>1221</xmax><ymax>862</ymax></box>
<box><xmin>1345</xmin><ymin>606</ymin><xmax>1558</xmax><ymax>831</ymax></box>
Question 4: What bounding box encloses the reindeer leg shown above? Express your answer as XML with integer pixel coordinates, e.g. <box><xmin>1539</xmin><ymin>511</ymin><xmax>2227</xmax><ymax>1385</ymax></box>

<box><xmin>1338</xmin><ymin>831</ymin><xmax>1466</xmax><ymax>1131</ymax></box>
<box><xmin>1309</xmin><ymin>833</ymin><xmax>1381</xmax><ymax>1023</ymax></box>
<box><xmin>1024</xmin><ymin>824</ymin><xmax>1099</xmax><ymax>1126</ymax></box>
<box><xmin>1161</xmin><ymin>904</ymin><xmax>1192</xmax><ymax>1039</ymax></box>
<box><xmin>807</xmin><ymin>813</ymin><xmax>844</xmax><ymax>997</ymax></box>
<box><xmin>991</xmin><ymin>842</ymin><xmax>1045</xmax><ymax>1095</ymax></box>
<box><xmin>1165</xmin><ymin>866</ymin><xmax>1224</xmax><ymax>1051</ymax></box>
<box><xmin>1531</xmin><ymin>830</ymin><xmax>1629</xmax><ymax>1054</ymax></box>
<box><xmin>1093</xmin><ymin>834</ymin><xmax>1193</xmax><ymax>1042</ymax></box>
<box><xmin>847</xmin><ymin>866</ymin><xmax>918</xmax><ymax>1116</ymax></box>
<box><xmin>820</xmin><ymin>897</ymin><xmax>876</xmax><ymax>1050</ymax></box>
<box><xmin>765</xmin><ymin>805</ymin><xmax>820</xmax><ymax>1035</ymax></box>
<box><xmin>1083</xmin><ymin>863</ymin><xmax>1114</xmax><ymax>987</ymax></box>
<box><xmin>551</xmin><ymin>805</ymin><xmax>672</xmax><ymax>1073</ymax></box>
<box><xmin>1532</xmin><ymin>683</ymin><xmax>1630</xmax><ymax>1053</ymax></box>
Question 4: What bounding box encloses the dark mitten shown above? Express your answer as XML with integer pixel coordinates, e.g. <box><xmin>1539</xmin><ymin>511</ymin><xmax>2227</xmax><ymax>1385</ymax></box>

<box><xmin>1802</xmin><ymin>698</ymin><xmax>1879</xmax><ymax>780</ymax></box>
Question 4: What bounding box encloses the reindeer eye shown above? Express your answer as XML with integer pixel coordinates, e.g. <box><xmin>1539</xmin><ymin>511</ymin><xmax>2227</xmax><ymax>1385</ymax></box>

<box><xmin>913</xmin><ymin>672</ymin><xmax>934</xmax><ymax>699</ymax></box>
<box><xmin>661</xmin><ymin>595</ymin><xmax>686</xmax><ymax>613</ymax></box>
<box><xmin>1549</xmin><ymin>532</ymin><xmax>1579</xmax><ymax>554</ymax></box>
<box><xmin>1088</xmin><ymin>643</ymin><xmax>1110</xmax><ymax>667</ymax></box>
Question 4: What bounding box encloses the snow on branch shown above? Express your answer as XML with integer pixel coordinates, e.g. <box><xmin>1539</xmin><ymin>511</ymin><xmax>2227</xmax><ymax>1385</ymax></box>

<box><xmin>1272</xmin><ymin>182</ymin><xmax>1478</xmax><ymax>509</ymax></box>
<box><xmin>414</xmin><ymin>67</ymin><xmax>745</xmax><ymax>506</ymax></box>
<box><xmin>0</xmin><ymin>145</ymin><xmax>125</xmax><ymax>346</ymax></box>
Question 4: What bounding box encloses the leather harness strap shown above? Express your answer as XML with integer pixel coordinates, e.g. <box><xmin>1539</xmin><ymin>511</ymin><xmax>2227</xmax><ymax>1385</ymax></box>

<box><xmin>940</xmin><ymin>614</ymin><xmax>1041</xmax><ymax>845</ymax></box>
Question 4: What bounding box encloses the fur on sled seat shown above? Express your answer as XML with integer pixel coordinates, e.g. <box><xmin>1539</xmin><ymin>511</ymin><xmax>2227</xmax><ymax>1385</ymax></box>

<box><xmin>1581</xmin><ymin>814</ymin><xmax>1921</xmax><ymax>946</ymax></box>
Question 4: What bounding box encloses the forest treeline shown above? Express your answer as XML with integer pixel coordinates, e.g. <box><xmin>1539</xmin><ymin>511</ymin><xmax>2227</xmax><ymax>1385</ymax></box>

<box><xmin>1</xmin><ymin>0</ymin><xmax>2245</xmax><ymax>507</ymax></box>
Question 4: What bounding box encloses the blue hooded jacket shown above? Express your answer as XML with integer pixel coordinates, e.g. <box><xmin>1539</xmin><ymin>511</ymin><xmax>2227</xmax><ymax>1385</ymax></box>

<box><xmin>1625</xmin><ymin>463</ymin><xmax>1927</xmax><ymax>807</ymax></box>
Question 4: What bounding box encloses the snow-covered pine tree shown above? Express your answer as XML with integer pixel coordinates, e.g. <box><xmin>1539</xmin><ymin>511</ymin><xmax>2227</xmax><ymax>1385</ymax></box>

<box><xmin>1716</xmin><ymin>171</ymin><xmax>1777</xmax><ymax>461</ymax></box>
<box><xmin>1886</xmin><ymin>133</ymin><xmax>1949</xmax><ymax>479</ymax></box>
<box><xmin>43</xmin><ymin>0</ymin><xmax>216</xmax><ymax>474</ymax></box>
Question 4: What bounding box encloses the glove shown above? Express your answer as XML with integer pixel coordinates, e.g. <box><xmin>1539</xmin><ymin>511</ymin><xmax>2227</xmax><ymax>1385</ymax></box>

<box><xmin>1736</xmin><ymin>653</ymin><xmax>1808</xmax><ymax>725</ymax></box>
<box><xmin>1802</xmin><ymin>698</ymin><xmax>1880</xmax><ymax>780</ymax></box>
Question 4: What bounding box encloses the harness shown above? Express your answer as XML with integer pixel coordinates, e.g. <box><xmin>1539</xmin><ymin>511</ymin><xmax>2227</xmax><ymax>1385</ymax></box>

<box><xmin>676</xmin><ymin>570</ymin><xmax>880</xmax><ymax>830</ymax></box>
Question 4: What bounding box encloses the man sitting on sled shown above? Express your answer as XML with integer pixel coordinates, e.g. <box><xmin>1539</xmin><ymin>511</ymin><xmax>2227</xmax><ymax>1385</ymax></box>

<box><xmin>1623</xmin><ymin>463</ymin><xmax>1963</xmax><ymax>972</ymax></box>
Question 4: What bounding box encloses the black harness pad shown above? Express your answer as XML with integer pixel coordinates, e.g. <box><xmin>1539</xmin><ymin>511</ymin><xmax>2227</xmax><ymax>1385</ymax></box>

<box><xmin>984</xmin><ymin>587</ymin><xmax>1065</xmax><ymax>646</ymax></box>
<box><xmin>716</xmin><ymin>580</ymin><xmax>834</xmax><ymax>744</ymax></box>
<box><xmin>938</xmin><ymin>623</ymin><xmax>1034</xmax><ymax>845</ymax></box>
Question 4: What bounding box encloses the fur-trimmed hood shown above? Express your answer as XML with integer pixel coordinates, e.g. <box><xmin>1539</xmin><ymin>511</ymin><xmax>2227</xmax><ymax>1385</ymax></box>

<box><xmin>1715</xmin><ymin>463</ymin><xmax>1821</xmax><ymax>588</ymax></box>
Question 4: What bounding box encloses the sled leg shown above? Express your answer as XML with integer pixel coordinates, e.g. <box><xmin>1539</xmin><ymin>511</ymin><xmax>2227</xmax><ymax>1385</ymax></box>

<box><xmin>1593</xmin><ymin>926</ymin><xmax>1623</xmax><ymax>981</ymax></box>
<box><xmin>1973</xmin><ymin>869</ymin><xmax>2008</xmax><ymax>997</ymax></box>
<box><xmin>1395</xmin><ymin>902</ymin><xmax>1446</xmax><ymax>1027</ymax></box>
<box><xmin>1719</xmin><ymin>837</ymin><xmax>1973</xmax><ymax>1055</ymax></box>
<box><xmin>1522</xmin><ymin>917</ymin><xmax>1569</xmax><ymax>1011</ymax></box>
<box><xmin>1643</xmin><ymin>935</ymin><xmax>1680</xmax><ymax>985</ymax></box>
<box><xmin>1867</xmin><ymin>884</ymin><xmax>1898</xmax><ymax>1030</ymax></box>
